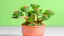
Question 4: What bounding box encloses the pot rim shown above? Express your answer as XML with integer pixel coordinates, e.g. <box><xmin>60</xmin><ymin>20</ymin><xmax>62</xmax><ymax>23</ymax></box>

<box><xmin>21</xmin><ymin>24</ymin><xmax>45</xmax><ymax>28</ymax></box>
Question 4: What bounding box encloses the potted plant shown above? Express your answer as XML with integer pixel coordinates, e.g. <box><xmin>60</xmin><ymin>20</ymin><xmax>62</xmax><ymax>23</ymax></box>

<box><xmin>12</xmin><ymin>4</ymin><xmax>54</xmax><ymax>36</ymax></box>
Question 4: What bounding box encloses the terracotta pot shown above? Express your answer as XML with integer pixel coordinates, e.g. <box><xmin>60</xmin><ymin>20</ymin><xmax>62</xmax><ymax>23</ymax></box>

<box><xmin>22</xmin><ymin>24</ymin><xmax>45</xmax><ymax>36</ymax></box>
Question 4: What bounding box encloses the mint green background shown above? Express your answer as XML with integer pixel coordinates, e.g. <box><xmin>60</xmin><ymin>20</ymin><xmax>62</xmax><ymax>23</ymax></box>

<box><xmin>0</xmin><ymin>0</ymin><xmax>64</xmax><ymax>26</ymax></box>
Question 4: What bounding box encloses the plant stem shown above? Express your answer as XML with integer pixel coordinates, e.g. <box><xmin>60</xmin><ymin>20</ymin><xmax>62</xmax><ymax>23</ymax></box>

<box><xmin>35</xmin><ymin>14</ymin><xmax>37</xmax><ymax>21</ymax></box>
<box><xmin>35</xmin><ymin>11</ymin><xmax>38</xmax><ymax>24</ymax></box>
<box><xmin>25</xmin><ymin>12</ymin><xmax>28</xmax><ymax>22</ymax></box>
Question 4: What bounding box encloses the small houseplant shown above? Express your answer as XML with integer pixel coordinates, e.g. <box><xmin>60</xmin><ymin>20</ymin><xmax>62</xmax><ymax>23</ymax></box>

<box><xmin>12</xmin><ymin>4</ymin><xmax>54</xmax><ymax>36</ymax></box>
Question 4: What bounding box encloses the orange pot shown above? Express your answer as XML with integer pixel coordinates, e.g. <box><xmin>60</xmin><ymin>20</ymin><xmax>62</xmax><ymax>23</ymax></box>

<box><xmin>22</xmin><ymin>24</ymin><xmax>45</xmax><ymax>36</ymax></box>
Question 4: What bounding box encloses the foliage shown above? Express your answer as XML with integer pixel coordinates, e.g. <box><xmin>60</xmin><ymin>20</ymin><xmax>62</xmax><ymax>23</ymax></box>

<box><xmin>12</xmin><ymin>4</ymin><xmax>54</xmax><ymax>26</ymax></box>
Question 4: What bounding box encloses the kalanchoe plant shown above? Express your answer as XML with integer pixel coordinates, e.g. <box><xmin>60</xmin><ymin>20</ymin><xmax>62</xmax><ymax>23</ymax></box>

<box><xmin>12</xmin><ymin>4</ymin><xmax>54</xmax><ymax>26</ymax></box>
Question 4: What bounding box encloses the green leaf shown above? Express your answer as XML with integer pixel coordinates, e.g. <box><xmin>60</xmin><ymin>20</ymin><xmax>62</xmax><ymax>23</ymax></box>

<box><xmin>28</xmin><ymin>23</ymin><xmax>34</xmax><ymax>26</ymax></box>
<box><xmin>20</xmin><ymin>6</ymin><xmax>29</xmax><ymax>12</ymax></box>
<box><xmin>30</xmin><ymin>4</ymin><xmax>35</xmax><ymax>9</ymax></box>
<box><xmin>41</xmin><ymin>14</ymin><xmax>49</xmax><ymax>20</ymax></box>
<box><xmin>12</xmin><ymin>11</ymin><xmax>21</xmax><ymax>18</ymax></box>
<box><xmin>38</xmin><ymin>9</ymin><xmax>43</xmax><ymax>14</ymax></box>
<box><xmin>43</xmin><ymin>10</ymin><xmax>54</xmax><ymax>18</ymax></box>
<box><xmin>30</xmin><ymin>4</ymin><xmax>40</xmax><ymax>9</ymax></box>
<box><xmin>28</xmin><ymin>17</ymin><xmax>33</xmax><ymax>22</ymax></box>
<box><xmin>27</xmin><ymin>11</ymin><xmax>32</xmax><ymax>17</ymax></box>
<box><xmin>12</xmin><ymin>16</ymin><xmax>19</xmax><ymax>18</ymax></box>
<box><xmin>20</xmin><ymin>12</ymin><xmax>24</xmax><ymax>16</ymax></box>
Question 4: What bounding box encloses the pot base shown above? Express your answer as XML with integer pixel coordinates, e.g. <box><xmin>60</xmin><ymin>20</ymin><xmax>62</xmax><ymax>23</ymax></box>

<box><xmin>23</xmin><ymin>35</ymin><xmax>43</xmax><ymax>36</ymax></box>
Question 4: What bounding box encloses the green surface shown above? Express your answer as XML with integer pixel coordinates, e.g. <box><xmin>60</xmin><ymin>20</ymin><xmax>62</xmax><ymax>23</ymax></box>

<box><xmin>0</xmin><ymin>0</ymin><xmax>64</xmax><ymax>26</ymax></box>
